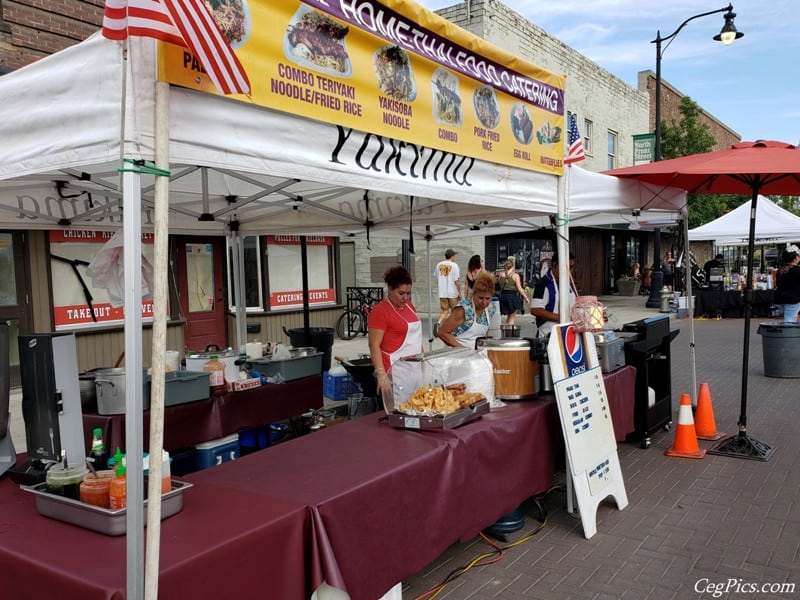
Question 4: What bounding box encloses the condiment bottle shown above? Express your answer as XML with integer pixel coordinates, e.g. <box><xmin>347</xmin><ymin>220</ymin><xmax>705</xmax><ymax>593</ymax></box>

<box><xmin>90</xmin><ymin>427</ymin><xmax>108</xmax><ymax>470</ymax></box>
<box><xmin>203</xmin><ymin>354</ymin><xmax>227</xmax><ymax>395</ymax></box>
<box><xmin>79</xmin><ymin>469</ymin><xmax>114</xmax><ymax>508</ymax></box>
<box><xmin>108</xmin><ymin>448</ymin><xmax>127</xmax><ymax>509</ymax></box>
<box><xmin>161</xmin><ymin>449</ymin><xmax>171</xmax><ymax>494</ymax></box>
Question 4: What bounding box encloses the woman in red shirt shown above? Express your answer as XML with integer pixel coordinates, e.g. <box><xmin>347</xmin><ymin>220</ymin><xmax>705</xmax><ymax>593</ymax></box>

<box><xmin>368</xmin><ymin>265</ymin><xmax>422</xmax><ymax>398</ymax></box>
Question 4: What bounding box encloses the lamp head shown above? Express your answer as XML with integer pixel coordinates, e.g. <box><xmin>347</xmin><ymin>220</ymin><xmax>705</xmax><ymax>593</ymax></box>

<box><xmin>713</xmin><ymin>9</ymin><xmax>744</xmax><ymax>45</ymax></box>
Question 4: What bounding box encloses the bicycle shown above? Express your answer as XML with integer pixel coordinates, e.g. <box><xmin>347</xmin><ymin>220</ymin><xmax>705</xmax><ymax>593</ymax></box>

<box><xmin>336</xmin><ymin>287</ymin><xmax>382</xmax><ymax>340</ymax></box>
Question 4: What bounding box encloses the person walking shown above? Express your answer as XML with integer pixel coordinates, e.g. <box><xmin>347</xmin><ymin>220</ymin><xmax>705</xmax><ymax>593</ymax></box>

<box><xmin>435</xmin><ymin>248</ymin><xmax>461</xmax><ymax>331</ymax></box>
<box><xmin>774</xmin><ymin>248</ymin><xmax>800</xmax><ymax>323</ymax></box>
<box><xmin>497</xmin><ymin>257</ymin><xmax>528</xmax><ymax>326</ymax></box>
<box><xmin>462</xmin><ymin>254</ymin><xmax>485</xmax><ymax>298</ymax></box>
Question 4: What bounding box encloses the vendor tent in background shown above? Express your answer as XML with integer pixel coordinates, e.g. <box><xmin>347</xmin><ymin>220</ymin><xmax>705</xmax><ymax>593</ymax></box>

<box><xmin>689</xmin><ymin>195</ymin><xmax>800</xmax><ymax>245</ymax></box>
<box><xmin>606</xmin><ymin>139</ymin><xmax>800</xmax><ymax>463</ymax></box>
<box><xmin>0</xmin><ymin>2</ymin><xmax>689</xmax><ymax>597</ymax></box>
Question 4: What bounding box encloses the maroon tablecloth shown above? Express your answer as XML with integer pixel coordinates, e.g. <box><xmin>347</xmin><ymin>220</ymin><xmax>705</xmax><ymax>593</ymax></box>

<box><xmin>603</xmin><ymin>365</ymin><xmax>636</xmax><ymax>442</ymax></box>
<box><xmin>9</xmin><ymin>369</ymin><xmax>632</xmax><ymax>600</ymax></box>
<box><xmin>188</xmin><ymin>400</ymin><xmax>562</xmax><ymax>600</ymax></box>
<box><xmin>82</xmin><ymin>375</ymin><xmax>323</xmax><ymax>454</ymax></box>
<box><xmin>0</xmin><ymin>477</ymin><xmax>310</xmax><ymax>600</ymax></box>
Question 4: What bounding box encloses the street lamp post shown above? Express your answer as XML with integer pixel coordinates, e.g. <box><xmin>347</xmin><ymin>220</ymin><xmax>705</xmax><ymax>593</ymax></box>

<box><xmin>645</xmin><ymin>4</ymin><xmax>743</xmax><ymax>308</ymax></box>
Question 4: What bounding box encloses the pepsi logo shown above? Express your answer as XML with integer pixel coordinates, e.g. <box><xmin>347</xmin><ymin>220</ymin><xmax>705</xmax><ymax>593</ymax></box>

<box><xmin>564</xmin><ymin>325</ymin><xmax>584</xmax><ymax>364</ymax></box>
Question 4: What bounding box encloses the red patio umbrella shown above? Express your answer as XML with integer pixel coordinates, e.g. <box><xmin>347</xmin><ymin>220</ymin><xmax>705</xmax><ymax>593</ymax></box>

<box><xmin>605</xmin><ymin>140</ymin><xmax>800</xmax><ymax>461</ymax></box>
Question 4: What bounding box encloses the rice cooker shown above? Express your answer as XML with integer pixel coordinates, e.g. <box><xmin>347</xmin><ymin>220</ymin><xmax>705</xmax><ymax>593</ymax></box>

<box><xmin>476</xmin><ymin>338</ymin><xmax>541</xmax><ymax>399</ymax></box>
<box><xmin>185</xmin><ymin>348</ymin><xmax>239</xmax><ymax>384</ymax></box>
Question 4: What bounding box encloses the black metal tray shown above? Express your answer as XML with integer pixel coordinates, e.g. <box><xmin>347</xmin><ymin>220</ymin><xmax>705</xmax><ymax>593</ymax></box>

<box><xmin>385</xmin><ymin>398</ymin><xmax>490</xmax><ymax>430</ymax></box>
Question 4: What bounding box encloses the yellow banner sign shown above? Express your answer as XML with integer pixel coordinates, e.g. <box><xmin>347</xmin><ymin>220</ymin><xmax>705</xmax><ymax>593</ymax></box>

<box><xmin>158</xmin><ymin>0</ymin><xmax>567</xmax><ymax>174</ymax></box>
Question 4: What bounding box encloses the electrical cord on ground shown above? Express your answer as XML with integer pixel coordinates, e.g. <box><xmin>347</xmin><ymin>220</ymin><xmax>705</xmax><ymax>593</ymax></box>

<box><xmin>412</xmin><ymin>515</ymin><xmax>549</xmax><ymax>600</ymax></box>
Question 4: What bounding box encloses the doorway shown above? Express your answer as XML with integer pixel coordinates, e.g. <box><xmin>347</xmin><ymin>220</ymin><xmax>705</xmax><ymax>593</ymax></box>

<box><xmin>174</xmin><ymin>237</ymin><xmax>227</xmax><ymax>353</ymax></box>
<box><xmin>0</xmin><ymin>232</ymin><xmax>32</xmax><ymax>386</ymax></box>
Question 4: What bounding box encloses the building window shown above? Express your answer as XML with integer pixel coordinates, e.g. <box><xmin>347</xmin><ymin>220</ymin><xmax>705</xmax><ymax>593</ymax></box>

<box><xmin>265</xmin><ymin>235</ymin><xmax>336</xmax><ymax>310</ymax></box>
<box><xmin>607</xmin><ymin>130</ymin><xmax>618</xmax><ymax>170</ymax></box>
<box><xmin>226</xmin><ymin>235</ymin><xmax>263</xmax><ymax>312</ymax></box>
<box><xmin>583</xmin><ymin>118</ymin><xmax>593</xmax><ymax>155</ymax></box>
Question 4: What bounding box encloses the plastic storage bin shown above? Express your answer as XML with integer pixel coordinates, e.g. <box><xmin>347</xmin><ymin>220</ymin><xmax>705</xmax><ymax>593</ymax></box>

<box><xmin>195</xmin><ymin>434</ymin><xmax>240</xmax><ymax>470</ymax></box>
<box><xmin>145</xmin><ymin>371</ymin><xmax>210</xmax><ymax>410</ymax></box>
<box><xmin>757</xmin><ymin>322</ymin><xmax>800</xmax><ymax>377</ymax></box>
<box><xmin>249</xmin><ymin>352</ymin><xmax>322</xmax><ymax>382</ymax></box>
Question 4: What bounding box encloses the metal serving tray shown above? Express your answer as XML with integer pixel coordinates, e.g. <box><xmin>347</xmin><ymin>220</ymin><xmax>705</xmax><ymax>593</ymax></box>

<box><xmin>385</xmin><ymin>398</ymin><xmax>490</xmax><ymax>430</ymax></box>
<box><xmin>22</xmin><ymin>478</ymin><xmax>192</xmax><ymax>536</ymax></box>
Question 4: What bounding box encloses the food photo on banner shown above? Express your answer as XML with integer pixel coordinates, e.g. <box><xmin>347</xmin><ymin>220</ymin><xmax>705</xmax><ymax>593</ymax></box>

<box><xmin>157</xmin><ymin>0</ymin><xmax>567</xmax><ymax>175</ymax></box>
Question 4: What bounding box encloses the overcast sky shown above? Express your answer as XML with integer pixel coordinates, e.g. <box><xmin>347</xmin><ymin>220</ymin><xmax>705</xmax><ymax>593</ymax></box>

<box><xmin>417</xmin><ymin>0</ymin><xmax>799</xmax><ymax>146</ymax></box>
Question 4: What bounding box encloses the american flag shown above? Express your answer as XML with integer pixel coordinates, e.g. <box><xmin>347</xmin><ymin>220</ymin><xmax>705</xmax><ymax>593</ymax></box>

<box><xmin>102</xmin><ymin>0</ymin><xmax>250</xmax><ymax>96</ymax></box>
<box><xmin>564</xmin><ymin>113</ymin><xmax>585</xmax><ymax>164</ymax></box>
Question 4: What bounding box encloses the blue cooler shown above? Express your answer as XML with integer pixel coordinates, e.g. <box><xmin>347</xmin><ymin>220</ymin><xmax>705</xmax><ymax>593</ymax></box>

<box><xmin>195</xmin><ymin>434</ymin><xmax>240</xmax><ymax>470</ymax></box>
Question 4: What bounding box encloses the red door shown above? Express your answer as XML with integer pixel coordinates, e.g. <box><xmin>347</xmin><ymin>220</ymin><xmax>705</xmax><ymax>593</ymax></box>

<box><xmin>174</xmin><ymin>237</ymin><xmax>227</xmax><ymax>353</ymax></box>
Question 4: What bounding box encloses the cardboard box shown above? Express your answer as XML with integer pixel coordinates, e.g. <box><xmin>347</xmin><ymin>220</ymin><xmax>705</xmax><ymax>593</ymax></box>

<box><xmin>229</xmin><ymin>378</ymin><xmax>262</xmax><ymax>392</ymax></box>
<box><xmin>195</xmin><ymin>434</ymin><xmax>240</xmax><ymax>470</ymax></box>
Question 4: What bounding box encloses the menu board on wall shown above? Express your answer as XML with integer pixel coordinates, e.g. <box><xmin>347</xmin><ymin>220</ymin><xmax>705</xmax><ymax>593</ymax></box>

<box><xmin>49</xmin><ymin>231</ymin><xmax>155</xmax><ymax>330</ymax></box>
<box><xmin>157</xmin><ymin>0</ymin><xmax>567</xmax><ymax>174</ymax></box>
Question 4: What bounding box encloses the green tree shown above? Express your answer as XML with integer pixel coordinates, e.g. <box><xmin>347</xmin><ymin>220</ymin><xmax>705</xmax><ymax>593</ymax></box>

<box><xmin>660</xmin><ymin>96</ymin><xmax>745</xmax><ymax>228</ymax></box>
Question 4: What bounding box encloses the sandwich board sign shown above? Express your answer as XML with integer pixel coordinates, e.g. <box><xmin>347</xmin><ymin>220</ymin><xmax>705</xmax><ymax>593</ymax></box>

<box><xmin>548</xmin><ymin>324</ymin><xmax>628</xmax><ymax>538</ymax></box>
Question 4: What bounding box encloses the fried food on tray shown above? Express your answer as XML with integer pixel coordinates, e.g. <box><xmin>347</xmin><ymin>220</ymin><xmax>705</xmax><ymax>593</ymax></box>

<box><xmin>398</xmin><ymin>384</ymin><xmax>483</xmax><ymax>415</ymax></box>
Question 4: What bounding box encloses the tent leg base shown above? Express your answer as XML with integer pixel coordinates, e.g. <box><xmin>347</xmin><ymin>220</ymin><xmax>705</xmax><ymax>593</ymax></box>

<box><xmin>708</xmin><ymin>433</ymin><xmax>775</xmax><ymax>461</ymax></box>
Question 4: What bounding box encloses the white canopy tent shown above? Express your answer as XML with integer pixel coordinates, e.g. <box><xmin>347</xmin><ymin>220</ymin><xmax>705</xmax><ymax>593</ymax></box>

<box><xmin>688</xmin><ymin>196</ymin><xmax>800</xmax><ymax>245</ymax></box>
<box><xmin>0</xmin><ymin>27</ymin><xmax>688</xmax><ymax>599</ymax></box>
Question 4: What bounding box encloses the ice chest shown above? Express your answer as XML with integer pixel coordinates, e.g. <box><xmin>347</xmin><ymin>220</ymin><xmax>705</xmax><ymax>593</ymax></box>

<box><xmin>250</xmin><ymin>352</ymin><xmax>322</xmax><ymax>382</ymax></box>
<box><xmin>195</xmin><ymin>434</ymin><xmax>240</xmax><ymax>470</ymax></box>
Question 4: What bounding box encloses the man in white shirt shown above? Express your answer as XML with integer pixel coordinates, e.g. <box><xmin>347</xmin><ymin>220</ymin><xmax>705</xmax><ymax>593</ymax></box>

<box><xmin>435</xmin><ymin>248</ymin><xmax>461</xmax><ymax>330</ymax></box>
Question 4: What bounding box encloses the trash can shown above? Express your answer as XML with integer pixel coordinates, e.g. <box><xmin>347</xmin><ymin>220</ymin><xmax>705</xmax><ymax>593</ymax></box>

<box><xmin>757</xmin><ymin>322</ymin><xmax>800</xmax><ymax>377</ymax></box>
<box><xmin>285</xmin><ymin>327</ymin><xmax>334</xmax><ymax>372</ymax></box>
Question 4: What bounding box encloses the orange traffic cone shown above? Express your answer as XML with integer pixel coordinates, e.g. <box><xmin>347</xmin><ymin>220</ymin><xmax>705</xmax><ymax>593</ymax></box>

<box><xmin>695</xmin><ymin>383</ymin><xmax>725</xmax><ymax>440</ymax></box>
<box><xmin>665</xmin><ymin>393</ymin><xmax>706</xmax><ymax>459</ymax></box>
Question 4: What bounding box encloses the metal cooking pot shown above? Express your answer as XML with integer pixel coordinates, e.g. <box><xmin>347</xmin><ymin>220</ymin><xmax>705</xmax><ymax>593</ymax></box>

<box><xmin>500</xmin><ymin>324</ymin><xmax>521</xmax><ymax>338</ymax></box>
<box><xmin>185</xmin><ymin>346</ymin><xmax>239</xmax><ymax>384</ymax></box>
<box><xmin>94</xmin><ymin>368</ymin><xmax>128</xmax><ymax>415</ymax></box>
<box><xmin>79</xmin><ymin>372</ymin><xmax>98</xmax><ymax>412</ymax></box>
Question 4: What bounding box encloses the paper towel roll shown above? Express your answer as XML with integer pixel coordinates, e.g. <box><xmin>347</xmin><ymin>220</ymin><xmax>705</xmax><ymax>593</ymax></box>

<box><xmin>647</xmin><ymin>386</ymin><xmax>656</xmax><ymax>408</ymax></box>
<box><xmin>245</xmin><ymin>342</ymin><xmax>263</xmax><ymax>359</ymax></box>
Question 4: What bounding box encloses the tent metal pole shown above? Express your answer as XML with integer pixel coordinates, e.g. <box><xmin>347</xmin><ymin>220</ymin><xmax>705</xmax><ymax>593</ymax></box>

<box><xmin>230</xmin><ymin>231</ymin><xmax>247</xmax><ymax>351</ymax></box>
<box><xmin>122</xmin><ymin>166</ymin><xmax>145</xmax><ymax>600</ymax></box>
<box><xmin>301</xmin><ymin>236</ymin><xmax>310</xmax><ymax>333</ymax></box>
<box><xmin>426</xmin><ymin>227</ymin><xmax>434</xmax><ymax>351</ymax></box>
<box><xmin>682</xmin><ymin>206</ymin><xmax>698</xmax><ymax>407</ymax></box>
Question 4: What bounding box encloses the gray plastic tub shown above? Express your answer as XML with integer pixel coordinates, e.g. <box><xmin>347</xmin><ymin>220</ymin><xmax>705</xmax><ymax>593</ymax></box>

<box><xmin>757</xmin><ymin>322</ymin><xmax>800</xmax><ymax>378</ymax></box>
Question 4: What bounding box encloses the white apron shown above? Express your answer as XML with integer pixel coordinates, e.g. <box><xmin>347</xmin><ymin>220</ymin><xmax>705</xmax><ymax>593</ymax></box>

<box><xmin>456</xmin><ymin>318</ymin><xmax>489</xmax><ymax>349</ymax></box>
<box><xmin>384</xmin><ymin>304</ymin><xmax>423</xmax><ymax>408</ymax></box>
